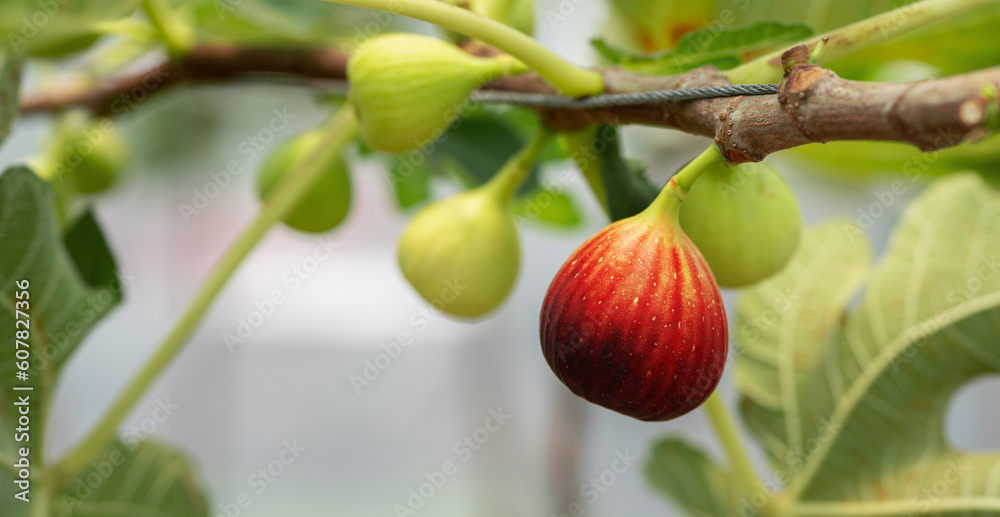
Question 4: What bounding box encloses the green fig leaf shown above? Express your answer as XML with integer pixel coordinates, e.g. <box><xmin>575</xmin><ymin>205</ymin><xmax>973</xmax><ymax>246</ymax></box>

<box><xmin>645</xmin><ymin>438</ymin><xmax>738</xmax><ymax>517</ymax></box>
<box><xmin>56</xmin><ymin>439</ymin><xmax>210</xmax><ymax>517</ymax></box>
<box><xmin>736</xmin><ymin>173</ymin><xmax>1000</xmax><ymax>510</ymax></box>
<box><xmin>787</xmin><ymin>134</ymin><xmax>1000</xmax><ymax>182</ymax></box>
<box><xmin>513</xmin><ymin>188</ymin><xmax>582</xmax><ymax>228</ymax></box>
<box><xmin>64</xmin><ymin>210</ymin><xmax>123</xmax><ymax>293</ymax></box>
<box><xmin>594</xmin><ymin>127</ymin><xmax>659</xmax><ymax>221</ymax></box>
<box><xmin>188</xmin><ymin>0</ymin><xmax>403</xmax><ymax>47</ymax></box>
<box><xmin>0</xmin><ymin>168</ymin><xmax>124</xmax><ymax>516</ymax></box>
<box><xmin>435</xmin><ymin>114</ymin><xmax>528</xmax><ymax>189</ymax></box>
<box><xmin>0</xmin><ymin>49</ymin><xmax>22</xmax><ymax>146</ymax></box>
<box><xmin>591</xmin><ymin>21</ymin><xmax>812</xmax><ymax>74</ymax></box>
<box><xmin>827</xmin><ymin>2</ymin><xmax>1000</xmax><ymax>80</ymax></box>
<box><xmin>718</xmin><ymin>0</ymin><xmax>919</xmax><ymax>35</ymax></box>
<box><xmin>0</xmin><ymin>0</ymin><xmax>139</xmax><ymax>57</ymax></box>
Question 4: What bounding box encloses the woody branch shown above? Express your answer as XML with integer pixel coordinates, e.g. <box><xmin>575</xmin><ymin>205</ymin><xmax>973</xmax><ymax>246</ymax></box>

<box><xmin>19</xmin><ymin>43</ymin><xmax>999</xmax><ymax>162</ymax></box>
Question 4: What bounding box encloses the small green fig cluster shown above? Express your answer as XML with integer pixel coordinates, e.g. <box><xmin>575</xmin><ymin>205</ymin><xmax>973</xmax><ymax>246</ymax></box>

<box><xmin>679</xmin><ymin>160</ymin><xmax>802</xmax><ymax>287</ymax></box>
<box><xmin>348</xmin><ymin>33</ymin><xmax>526</xmax><ymax>154</ymax></box>
<box><xmin>256</xmin><ymin>130</ymin><xmax>352</xmax><ymax>234</ymax></box>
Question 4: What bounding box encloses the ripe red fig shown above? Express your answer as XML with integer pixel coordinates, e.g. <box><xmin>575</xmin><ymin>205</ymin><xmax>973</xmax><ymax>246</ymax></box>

<box><xmin>540</xmin><ymin>171</ymin><xmax>728</xmax><ymax>421</ymax></box>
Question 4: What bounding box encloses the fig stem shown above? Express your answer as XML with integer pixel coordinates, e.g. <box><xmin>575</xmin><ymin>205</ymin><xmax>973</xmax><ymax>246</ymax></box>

<box><xmin>645</xmin><ymin>143</ymin><xmax>725</xmax><ymax>217</ymax></box>
<box><xmin>703</xmin><ymin>390</ymin><xmax>768</xmax><ymax>511</ymax></box>
<box><xmin>53</xmin><ymin>107</ymin><xmax>359</xmax><ymax>482</ymax></box>
<box><xmin>726</xmin><ymin>0</ymin><xmax>997</xmax><ymax>84</ymax></box>
<box><xmin>487</xmin><ymin>126</ymin><xmax>555</xmax><ymax>201</ymax></box>
<box><xmin>320</xmin><ymin>0</ymin><xmax>604</xmax><ymax>97</ymax></box>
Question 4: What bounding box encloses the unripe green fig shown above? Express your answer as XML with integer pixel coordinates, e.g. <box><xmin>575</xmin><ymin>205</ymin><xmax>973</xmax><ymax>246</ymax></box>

<box><xmin>397</xmin><ymin>185</ymin><xmax>519</xmax><ymax>318</ymax></box>
<box><xmin>52</xmin><ymin>116</ymin><xmax>129</xmax><ymax>195</ymax></box>
<box><xmin>256</xmin><ymin>130</ymin><xmax>352</xmax><ymax>233</ymax></box>
<box><xmin>348</xmin><ymin>33</ymin><xmax>526</xmax><ymax>153</ymax></box>
<box><xmin>679</xmin><ymin>161</ymin><xmax>802</xmax><ymax>288</ymax></box>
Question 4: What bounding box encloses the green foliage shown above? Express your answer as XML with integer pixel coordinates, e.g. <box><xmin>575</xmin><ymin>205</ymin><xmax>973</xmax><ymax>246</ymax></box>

<box><xmin>513</xmin><ymin>188</ymin><xmax>581</xmax><ymax>227</ymax></box>
<box><xmin>58</xmin><ymin>439</ymin><xmax>210</xmax><ymax>516</ymax></box>
<box><xmin>593</xmin><ymin>21</ymin><xmax>813</xmax><ymax>75</ymax></box>
<box><xmin>787</xmin><ymin>134</ymin><xmax>1000</xmax><ymax>182</ymax></box>
<box><xmin>0</xmin><ymin>168</ymin><xmax>208</xmax><ymax>515</ymax></box>
<box><xmin>0</xmin><ymin>0</ymin><xmax>140</xmax><ymax>57</ymax></box>
<box><xmin>0</xmin><ymin>50</ymin><xmax>22</xmax><ymax>146</ymax></box>
<box><xmin>588</xmin><ymin>126</ymin><xmax>659</xmax><ymax>221</ymax></box>
<box><xmin>386</xmin><ymin>107</ymin><xmax>581</xmax><ymax>226</ymax></box>
<box><xmin>188</xmin><ymin>0</ymin><xmax>405</xmax><ymax>47</ymax></box>
<box><xmin>647</xmin><ymin>173</ymin><xmax>1000</xmax><ymax>515</ymax></box>
<box><xmin>645</xmin><ymin>438</ymin><xmax>736</xmax><ymax>517</ymax></box>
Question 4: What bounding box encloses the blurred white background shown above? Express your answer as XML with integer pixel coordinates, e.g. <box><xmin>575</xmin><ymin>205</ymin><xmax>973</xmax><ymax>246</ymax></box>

<box><xmin>1</xmin><ymin>0</ymin><xmax>998</xmax><ymax>515</ymax></box>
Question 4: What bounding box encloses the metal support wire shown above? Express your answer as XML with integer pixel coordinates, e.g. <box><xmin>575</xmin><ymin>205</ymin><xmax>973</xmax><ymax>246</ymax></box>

<box><xmin>469</xmin><ymin>83</ymin><xmax>780</xmax><ymax>108</ymax></box>
<box><xmin>309</xmin><ymin>79</ymin><xmax>779</xmax><ymax>108</ymax></box>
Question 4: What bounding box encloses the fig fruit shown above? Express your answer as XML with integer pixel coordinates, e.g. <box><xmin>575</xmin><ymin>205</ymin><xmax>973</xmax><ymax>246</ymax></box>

<box><xmin>540</xmin><ymin>188</ymin><xmax>728</xmax><ymax>421</ymax></box>
<box><xmin>51</xmin><ymin>116</ymin><xmax>129</xmax><ymax>195</ymax></box>
<box><xmin>397</xmin><ymin>185</ymin><xmax>519</xmax><ymax>318</ymax></box>
<box><xmin>679</xmin><ymin>161</ymin><xmax>802</xmax><ymax>287</ymax></box>
<box><xmin>397</xmin><ymin>132</ymin><xmax>552</xmax><ymax>317</ymax></box>
<box><xmin>348</xmin><ymin>33</ymin><xmax>526</xmax><ymax>153</ymax></box>
<box><xmin>257</xmin><ymin>130</ymin><xmax>352</xmax><ymax>233</ymax></box>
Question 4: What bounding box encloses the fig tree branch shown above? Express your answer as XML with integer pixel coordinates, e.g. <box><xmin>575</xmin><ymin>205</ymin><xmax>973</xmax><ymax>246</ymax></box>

<box><xmin>19</xmin><ymin>44</ymin><xmax>999</xmax><ymax>163</ymax></box>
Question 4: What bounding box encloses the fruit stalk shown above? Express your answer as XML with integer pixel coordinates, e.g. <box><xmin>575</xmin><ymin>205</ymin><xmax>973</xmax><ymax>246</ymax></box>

<box><xmin>644</xmin><ymin>143</ymin><xmax>725</xmax><ymax>218</ymax></box>
<box><xmin>486</xmin><ymin>126</ymin><xmax>554</xmax><ymax>201</ymax></box>
<box><xmin>703</xmin><ymin>391</ymin><xmax>767</xmax><ymax>509</ymax></box>
<box><xmin>320</xmin><ymin>0</ymin><xmax>603</xmax><ymax>97</ymax></box>
<box><xmin>54</xmin><ymin>107</ymin><xmax>359</xmax><ymax>482</ymax></box>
